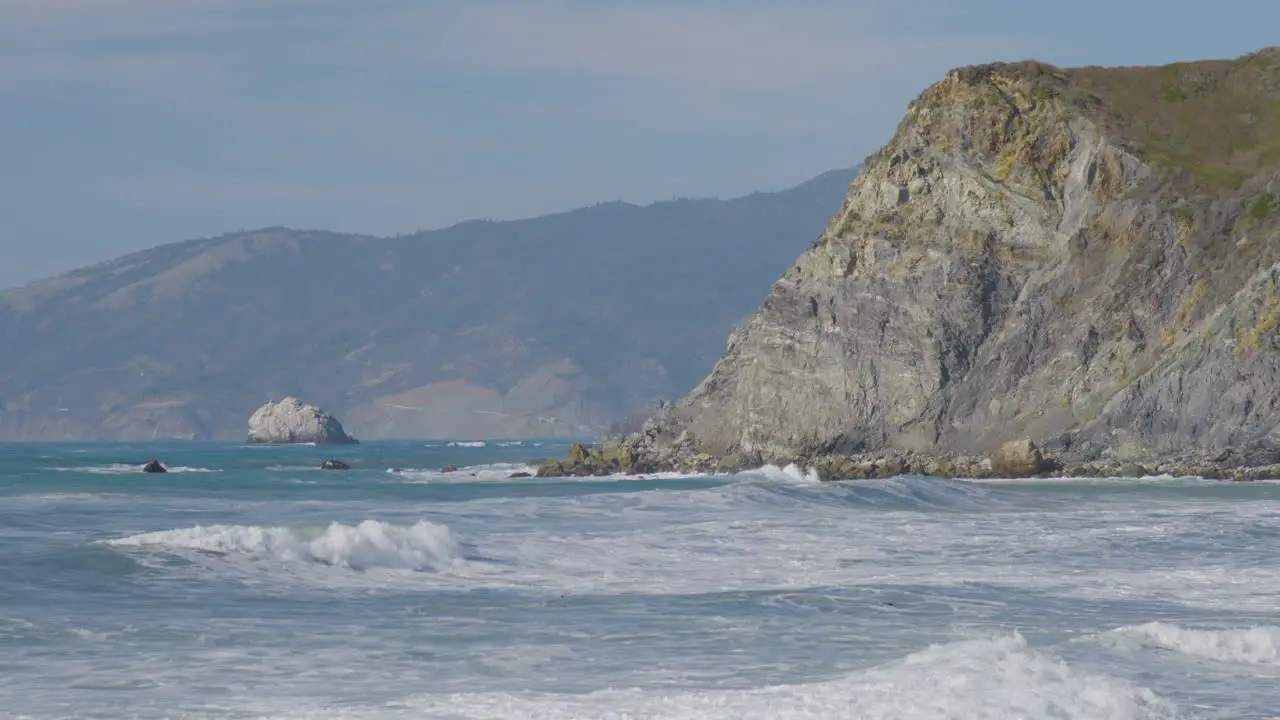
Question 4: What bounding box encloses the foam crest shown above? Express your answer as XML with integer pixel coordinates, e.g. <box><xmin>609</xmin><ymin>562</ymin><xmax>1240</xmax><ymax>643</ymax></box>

<box><xmin>448</xmin><ymin>441</ymin><xmax>487</xmax><ymax>448</ymax></box>
<box><xmin>105</xmin><ymin>520</ymin><xmax>460</xmax><ymax>571</ymax></box>
<box><xmin>54</xmin><ymin>464</ymin><xmax>220</xmax><ymax>474</ymax></box>
<box><xmin>1102</xmin><ymin>622</ymin><xmax>1280</xmax><ymax>667</ymax></box>
<box><xmin>384</xmin><ymin>634</ymin><xmax>1176</xmax><ymax>720</ymax></box>
<box><xmin>388</xmin><ymin>463</ymin><xmax>540</xmax><ymax>482</ymax></box>
<box><xmin>744</xmin><ymin>463</ymin><xmax>821</xmax><ymax>484</ymax></box>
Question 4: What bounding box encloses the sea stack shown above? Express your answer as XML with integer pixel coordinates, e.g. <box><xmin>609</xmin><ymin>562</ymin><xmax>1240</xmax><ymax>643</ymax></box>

<box><xmin>247</xmin><ymin>397</ymin><xmax>358</xmax><ymax>445</ymax></box>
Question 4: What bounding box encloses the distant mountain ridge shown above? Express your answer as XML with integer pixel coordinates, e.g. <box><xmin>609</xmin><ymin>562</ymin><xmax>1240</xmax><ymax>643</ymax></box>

<box><xmin>0</xmin><ymin>168</ymin><xmax>857</xmax><ymax>441</ymax></box>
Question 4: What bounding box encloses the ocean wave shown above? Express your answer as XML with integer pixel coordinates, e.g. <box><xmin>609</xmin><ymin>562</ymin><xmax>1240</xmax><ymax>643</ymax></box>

<box><xmin>103</xmin><ymin>519</ymin><xmax>460</xmax><ymax>572</ymax></box>
<box><xmin>448</xmin><ymin>441</ymin><xmax>487</xmax><ymax>448</ymax></box>
<box><xmin>739</xmin><ymin>463</ymin><xmax>822</xmax><ymax>484</ymax></box>
<box><xmin>53</xmin><ymin>464</ymin><xmax>220</xmax><ymax>474</ymax></box>
<box><xmin>378</xmin><ymin>634</ymin><xmax>1177</xmax><ymax>720</ymax></box>
<box><xmin>388</xmin><ymin>463</ymin><xmax>540</xmax><ymax>483</ymax></box>
<box><xmin>1098</xmin><ymin>621</ymin><xmax>1280</xmax><ymax>667</ymax></box>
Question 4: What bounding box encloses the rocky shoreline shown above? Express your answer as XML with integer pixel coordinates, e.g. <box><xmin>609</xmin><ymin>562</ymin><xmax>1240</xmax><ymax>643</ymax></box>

<box><xmin>537</xmin><ymin>436</ymin><xmax>1280</xmax><ymax>482</ymax></box>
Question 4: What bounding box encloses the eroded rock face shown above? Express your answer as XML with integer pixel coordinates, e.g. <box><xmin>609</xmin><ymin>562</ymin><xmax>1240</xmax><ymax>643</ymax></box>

<box><xmin>616</xmin><ymin>50</ymin><xmax>1280</xmax><ymax>472</ymax></box>
<box><xmin>990</xmin><ymin>440</ymin><xmax>1045</xmax><ymax>477</ymax></box>
<box><xmin>247</xmin><ymin>397</ymin><xmax>358</xmax><ymax>445</ymax></box>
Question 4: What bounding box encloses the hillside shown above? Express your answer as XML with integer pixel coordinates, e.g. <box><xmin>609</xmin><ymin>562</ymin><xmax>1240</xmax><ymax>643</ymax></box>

<box><xmin>601</xmin><ymin>48</ymin><xmax>1280</xmax><ymax>475</ymax></box>
<box><xmin>0</xmin><ymin>169</ymin><xmax>855</xmax><ymax>441</ymax></box>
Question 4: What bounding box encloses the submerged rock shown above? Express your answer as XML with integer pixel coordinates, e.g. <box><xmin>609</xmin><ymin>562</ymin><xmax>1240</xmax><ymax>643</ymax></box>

<box><xmin>320</xmin><ymin>459</ymin><xmax>350</xmax><ymax>470</ymax></box>
<box><xmin>507</xmin><ymin>471</ymin><xmax>532</xmax><ymax>478</ymax></box>
<box><xmin>247</xmin><ymin>397</ymin><xmax>358</xmax><ymax>445</ymax></box>
<box><xmin>141</xmin><ymin>460</ymin><xmax>167</xmax><ymax>473</ymax></box>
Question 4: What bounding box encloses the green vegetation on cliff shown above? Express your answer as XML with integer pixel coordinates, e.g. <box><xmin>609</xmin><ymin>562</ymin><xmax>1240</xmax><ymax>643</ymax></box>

<box><xmin>590</xmin><ymin>46</ymin><xmax>1280</xmax><ymax>477</ymax></box>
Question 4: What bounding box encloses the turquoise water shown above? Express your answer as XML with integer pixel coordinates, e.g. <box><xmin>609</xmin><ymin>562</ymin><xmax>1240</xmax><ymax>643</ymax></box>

<box><xmin>2</xmin><ymin>441</ymin><xmax>1279</xmax><ymax>719</ymax></box>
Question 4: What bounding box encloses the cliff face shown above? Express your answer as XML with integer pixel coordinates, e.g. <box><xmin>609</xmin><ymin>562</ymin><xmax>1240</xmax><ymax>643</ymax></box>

<box><xmin>632</xmin><ymin>49</ymin><xmax>1280</xmax><ymax>468</ymax></box>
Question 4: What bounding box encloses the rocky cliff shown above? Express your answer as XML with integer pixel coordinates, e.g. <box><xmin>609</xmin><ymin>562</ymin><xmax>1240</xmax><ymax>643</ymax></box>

<box><xmin>604</xmin><ymin>48</ymin><xmax>1280</xmax><ymax>475</ymax></box>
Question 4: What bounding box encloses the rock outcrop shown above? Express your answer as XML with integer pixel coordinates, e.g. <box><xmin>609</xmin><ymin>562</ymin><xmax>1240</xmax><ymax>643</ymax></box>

<box><xmin>247</xmin><ymin>397</ymin><xmax>358</xmax><ymax>445</ymax></box>
<box><xmin>990</xmin><ymin>440</ymin><xmax>1046</xmax><ymax>476</ymax></box>
<box><xmin>320</xmin><ymin>459</ymin><xmax>350</xmax><ymax>470</ymax></box>
<box><xmin>575</xmin><ymin>48</ymin><xmax>1280</xmax><ymax>479</ymax></box>
<box><xmin>142</xmin><ymin>460</ymin><xmax>167</xmax><ymax>473</ymax></box>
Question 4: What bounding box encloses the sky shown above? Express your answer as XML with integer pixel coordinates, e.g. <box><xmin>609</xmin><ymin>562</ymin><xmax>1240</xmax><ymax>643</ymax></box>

<box><xmin>2</xmin><ymin>1</ymin><xmax>1278</xmax><ymax>289</ymax></box>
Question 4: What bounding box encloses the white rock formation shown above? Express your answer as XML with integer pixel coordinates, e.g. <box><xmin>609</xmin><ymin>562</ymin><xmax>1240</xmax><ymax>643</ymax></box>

<box><xmin>247</xmin><ymin>397</ymin><xmax>358</xmax><ymax>445</ymax></box>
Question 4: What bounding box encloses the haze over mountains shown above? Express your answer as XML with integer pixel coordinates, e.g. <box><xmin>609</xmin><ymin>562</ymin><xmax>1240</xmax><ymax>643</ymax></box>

<box><xmin>0</xmin><ymin>168</ymin><xmax>856</xmax><ymax>442</ymax></box>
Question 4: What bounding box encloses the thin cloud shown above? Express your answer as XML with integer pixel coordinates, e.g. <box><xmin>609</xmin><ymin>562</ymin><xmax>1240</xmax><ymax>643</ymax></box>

<box><xmin>366</xmin><ymin>2</ymin><xmax>1015</xmax><ymax>97</ymax></box>
<box><xmin>0</xmin><ymin>1</ymin><xmax>1020</xmax><ymax>110</ymax></box>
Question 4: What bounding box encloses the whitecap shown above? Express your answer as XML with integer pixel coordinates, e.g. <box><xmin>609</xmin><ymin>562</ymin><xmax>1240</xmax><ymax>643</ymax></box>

<box><xmin>740</xmin><ymin>463</ymin><xmax>821</xmax><ymax>484</ymax></box>
<box><xmin>53</xmin><ymin>464</ymin><xmax>220</xmax><ymax>474</ymax></box>
<box><xmin>341</xmin><ymin>634</ymin><xmax>1178</xmax><ymax>720</ymax></box>
<box><xmin>103</xmin><ymin>519</ymin><xmax>460</xmax><ymax>572</ymax></box>
<box><xmin>1098</xmin><ymin>621</ymin><xmax>1280</xmax><ymax>667</ymax></box>
<box><xmin>448</xmin><ymin>441</ymin><xmax>487</xmax><ymax>448</ymax></box>
<box><xmin>388</xmin><ymin>463</ymin><xmax>540</xmax><ymax>482</ymax></box>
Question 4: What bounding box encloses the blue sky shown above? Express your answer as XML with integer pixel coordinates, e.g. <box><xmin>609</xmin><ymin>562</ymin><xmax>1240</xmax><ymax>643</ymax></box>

<box><xmin>2</xmin><ymin>0</ymin><xmax>1278</xmax><ymax>289</ymax></box>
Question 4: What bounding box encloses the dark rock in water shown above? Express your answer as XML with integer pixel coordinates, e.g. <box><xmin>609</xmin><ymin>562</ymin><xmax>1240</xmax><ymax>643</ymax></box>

<box><xmin>442</xmin><ymin>465</ymin><xmax>458</xmax><ymax>473</ymax></box>
<box><xmin>142</xmin><ymin>460</ymin><xmax>167</xmax><ymax>473</ymax></box>
<box><xmin>536</xmin><ymin>460</ymin><xmax>565</xmax><ymax>478</ymax></box>
<box><xmin>507</xmin><ymin>472</ymin><xmax>533</xmax><ymax>478</ymax></box>
<box><xmin>1116</xmin><ymin>463</ymin><xmax>1149</xmax><ymax>477</ymax></box>
<box><xmin>320</xmin><ymin>459</ymin><xmax>350</xmax><ymax>470</ymax></box>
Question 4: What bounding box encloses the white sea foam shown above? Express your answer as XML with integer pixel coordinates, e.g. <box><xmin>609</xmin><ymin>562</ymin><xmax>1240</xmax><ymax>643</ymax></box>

<box><xmin>104</xmin><ymin>520</ymin><xmax>460</xmax><ymax>572</ymax></box>
<box><xmin>448</xmin><ymin>441</ymin><xmax>487</xmax><ymax>448</ymax></box>
<box><xmin>408</xmin><ymin>477</ymin><xmax>1280</xmax><ymax>609</ymax></box>
<box><xmin>266</xmin><ymin>634</ymin><xmax>1177</xmax><ymax>720</ymax></box>
<box><xmin>743</xmin><ymin>463</ymin><xmax>822</xmax><ymax>484</ymax></box>
<box><xmin>967</xmin><ymin>474</ymin><xmax>1206</xmax><ymax>485</ymax></box>
<box><xmin>54</xmin><ymin>464</ymin><xmax>220</xmax><ymax>474</ymax></box>
<box><xmin>387</xmin><ymin>463</ymin><xmax>540</xmax><ymax>482</ymax></box>
<box><xmin>1099</xmin><ymin>622</ymin><xmax>1280</xmax><ymax>667</ymax></box>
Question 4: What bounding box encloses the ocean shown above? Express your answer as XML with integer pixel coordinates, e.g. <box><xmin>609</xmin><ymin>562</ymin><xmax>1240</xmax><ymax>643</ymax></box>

<box><xmin>1</xmin><ymin>440</ymin><xmax>1278</xmax><ymax>719</ymax></box>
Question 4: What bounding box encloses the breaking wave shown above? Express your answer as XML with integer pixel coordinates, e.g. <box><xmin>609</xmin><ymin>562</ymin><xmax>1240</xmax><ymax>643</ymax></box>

<box><xmin>54</xmin><ymin>464</ymin><xmax>220</xmax><ymax>474</ymax></box>
<box><xmin>741</xmin><ymin>463</ymin><xmax>822</xmax><ymax>484</ymax></box>
<box><xmin>447</xmin><ymin>441</ymin><xmax>487</xmax><ymax>448</ymax></box>
<box><xmin>389</xmin><ymin>634</ymin><xmax>1178</xmax><ymax>720</ymax></box>
<box><xmin>1099</xmin><ymin>622</ymin><xmax>1280</xmax><ymax>667</ymax></box>
<box><xmin>388</xmin><ymin>463</ymin><xmax>540</xmax><ymax>482</ymax></box>
<box><xmin>103</xmin><ymin>519</ymin><xmax>460</xmax><ymax>572</ymax></box>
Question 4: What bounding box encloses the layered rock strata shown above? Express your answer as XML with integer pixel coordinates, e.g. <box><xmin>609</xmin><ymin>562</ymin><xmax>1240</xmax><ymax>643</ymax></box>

<box><xmin>553</xmin><ymin>49</ymin><xmax>1280</xmax><ymax>480</ymax></box>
